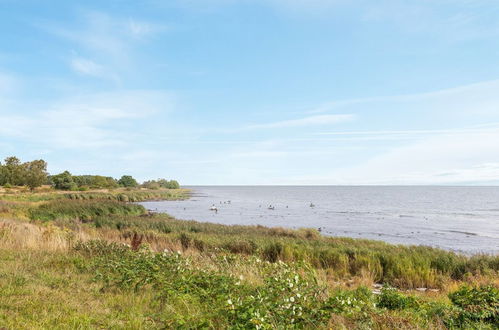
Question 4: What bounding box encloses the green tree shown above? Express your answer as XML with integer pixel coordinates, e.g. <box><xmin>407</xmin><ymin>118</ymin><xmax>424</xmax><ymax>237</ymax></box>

<box><xmin>3</xmin><ymin>156</ymin><xmax>23</xmax><ymax>186</ymax></box>
<box><xmin>141</xmin><ymin>180</ymin><xmax>160</xmax><ymax>189</ymax></box>
<box><xmin>157</xmin><ymin>178</ymin><xmax>180</xmax><ymax>189</ymax></box>
<box><xmin>50</xmin><ymin>171</ymin><xmax>77</xmax><ymax>190</ymax></box>
<box><xmin>23</xmin><ymin>159</ymin><xmax>48</xmax><ymax>191</ymax></box>
<box><xmin>0</xmin><ymin>161</ymin><xmax>6</xmax><ymax>186</ymax></box>
<box><xmin>118</xmin><ymin>175</ymin><xmax>138</xmax><ymax>188</ymax></box>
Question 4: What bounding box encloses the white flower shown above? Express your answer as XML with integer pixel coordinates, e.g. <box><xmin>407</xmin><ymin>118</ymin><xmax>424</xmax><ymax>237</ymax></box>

<box><xmin>227</xmin><ymin>299</ymin><xmax>233</xmax><ymax>305</ymax></box>
<box><xmin>296</xmin><ymin>293</ymin><xmax>301</xmax><ymax>298</ymax></box>
<box><xmin>290</xmin><ymin>297</ymin><xmax>295</xmax><ymax>302</ymax></box>
<box><xmin>289</xmin><ymin>283</ymin><xmax>294</xmax><ymax>288</ymax></box>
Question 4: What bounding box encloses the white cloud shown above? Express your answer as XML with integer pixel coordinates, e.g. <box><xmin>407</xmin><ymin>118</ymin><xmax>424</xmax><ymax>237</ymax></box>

<box><xmin>0</xmin><ymin>90</ymin><xmax>174</xmax><ymax>149</ymax></box>
<box><xmin>127</xmin><ymin>19</ymin><xmax>167</xmax><ymax>39</ymax></box>
<box><xmin>173</xmin><ymin>0</ymin><xmax>499</xmax><ymax>41</ymax></box>
<box><xmin>41</xmin><ymin>10</ymin><xmax>168</xmax><ymax>79</ymax></box>
<box><xmin>70</xmin><ymin>57</ymin><xmax>104</xmax><ymax>76</ymax></box>
<box><xmin>246</xmin><ymin>114</ymin><xmax>355</xmax><ymax>129</ymax></box>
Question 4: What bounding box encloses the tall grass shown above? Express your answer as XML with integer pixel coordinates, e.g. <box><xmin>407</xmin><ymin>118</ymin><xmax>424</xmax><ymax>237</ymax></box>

<box><xmin>0</xmin><ymin>188</ymin><xmax>190</xmax><ymax>202</ymax></box>
<box><xmin>41</xmin><ymin>205</ymin><xmax>499</xmax><ymax>289</ymax></box>
<box><xmin>29</xmin><ymin>199</ymin><xmax>146</xmax><ymax>222</ymax></box>
<box><xmin>1</xmin><ymin>192</ymin><xmax>498</xmax><ymax>328</ymax></box>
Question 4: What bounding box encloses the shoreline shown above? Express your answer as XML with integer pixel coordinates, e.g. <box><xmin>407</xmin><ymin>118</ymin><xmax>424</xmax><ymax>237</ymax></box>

<box><xmin>140</xmin><ymin>185</ymin><xmax>499</xmax><ymax>256</ymax></box>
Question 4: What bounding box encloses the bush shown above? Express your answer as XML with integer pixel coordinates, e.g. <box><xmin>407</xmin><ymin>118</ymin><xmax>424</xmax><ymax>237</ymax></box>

<box><xmin>224</xmin><ymin>240</ymin><xmax>258</xmax><ymax>255</ymax></box>
<box><xmin>29</xmin><ymin>199</ymin><xmax>146</xmax><ymax>222</ymax></box>
<box><xmin>449</xmin><ymin>285</ymin><xmax>499</xmax><ymax>325</ymax></box>
<box><xmin>324</xmin><ymin>286</ymin><xmax>376</xmax><ymax>318</ymax></box>
<box><xmin>118</xmin><ymin>175</ymin><xmax>138</xmax><ymax>188</ymax></box>
<box><xmin>263</xmin><ymin>242</ymin><xmax>284</xmax><ymax>262</ymax></box>
<box><xmin>378</xmin><ymin>287</ymin><xmax>420</xmax><ymax>310</ymax></box>
<box><xmin>179</xmin><ymin>233</ymin><xmax>191</xmax><ymax>250</ymax></box>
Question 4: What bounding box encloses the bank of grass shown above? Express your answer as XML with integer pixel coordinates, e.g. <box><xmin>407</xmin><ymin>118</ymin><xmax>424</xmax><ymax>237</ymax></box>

<box><xmin>1</xmin><ymin>192</ymin><xmax>498</xmax><ymax>328</ymax></box>
<box><xmin>0</xmin><ymin>188</ymin><xmax>190</xmax><ymax>202</ymax></box>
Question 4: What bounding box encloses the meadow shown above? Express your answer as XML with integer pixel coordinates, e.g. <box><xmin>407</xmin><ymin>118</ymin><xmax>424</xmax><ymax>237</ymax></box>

<box><xmin>0</xmin><ymin>189</ymin><xmax>497</xmax><ymax>329</ymax></box>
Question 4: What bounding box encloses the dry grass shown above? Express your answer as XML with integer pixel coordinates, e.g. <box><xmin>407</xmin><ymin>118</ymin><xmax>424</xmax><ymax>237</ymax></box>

<box><xmin>0</xmin><ymin>219</ymin><xmax>88</xmax><ymax>251</ymax></box>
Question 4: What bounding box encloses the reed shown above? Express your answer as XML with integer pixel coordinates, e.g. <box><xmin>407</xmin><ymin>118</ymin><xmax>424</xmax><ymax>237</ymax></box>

<box><xmin>0</xmin><ymin>191</ymin><xmax>498</xmax><ymax>328</ymax></box>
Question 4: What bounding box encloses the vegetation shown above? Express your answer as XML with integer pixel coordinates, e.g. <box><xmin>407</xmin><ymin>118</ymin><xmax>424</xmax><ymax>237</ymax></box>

<box><xmin>0</xmin><ymin>156</ymin><xmax>48</xmax><ymax>191</ymax></box>
<box><xmin>142</xmin><ymin>178</ymin><xmax>180</xmax><ymax>190</ymax></box>
<box><xmin>1</xmin><ymin>156</ymin><xmax>180</xmax><ymax>191</ymax></box>
<box><xmin>118</xmin><ymin>175</ymin><xmax>139</xmax><ymax>188</ymax></box>
<box><xmin>0</xmin><ymin>189</ymin><xmax>498</xmax><ymax>328</ymax></box>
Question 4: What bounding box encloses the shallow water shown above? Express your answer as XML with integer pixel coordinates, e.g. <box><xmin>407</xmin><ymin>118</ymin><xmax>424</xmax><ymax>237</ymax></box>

<box><xmin>140</xmin><ymin>186</ymin><xmax>499</xmax><ymax>254</ymax></box>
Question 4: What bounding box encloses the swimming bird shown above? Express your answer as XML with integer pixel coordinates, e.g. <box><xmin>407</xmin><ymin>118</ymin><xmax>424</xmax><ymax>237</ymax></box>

<box><xmin>310</xmin><ymin>202</ymin><xmax>315</xmax><ymax>208</ymax></box>
<box><xmin>210</xmin><ymin>204</ymin><xmax>218</xmax><ymax>211</ymax></box>
<box><xmin>268</xmin><ymin>205</ymin><xmax>275</xmax><ymax>210</ymax></box>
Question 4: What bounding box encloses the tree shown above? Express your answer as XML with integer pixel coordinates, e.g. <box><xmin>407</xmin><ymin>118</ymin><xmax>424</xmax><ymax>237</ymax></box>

<box><xmin>23</xmin><ymin>159</ymin><xmax>48</xmax><ymax>191</ymax></box>
<box><xmin>157</xmin><ymin>178</ymin><xmax>180</xmax><ymax>189</ymax></box>
<box><xmin>0</xmin><ymin>161</ymin><xmax>6</xmax><ymax>186</ymax></box>
<box><xmin>3</xmin><ymin>156</ymin><xmax>23</xmax><ymax>186</ymax></box>
<box><xmin>118</xmin><ymin>175</ymin><xmax>138</xmax><ymax>188</ymax></box>
<box><xmin>141</xmin><ymin>180</ymin><xmax>161</xmax><ymax>189</ymax></box>
<box><xmin>50</xmin><ymin>171</ymin><xmax>77</xmax><ymax>190</ymax></box>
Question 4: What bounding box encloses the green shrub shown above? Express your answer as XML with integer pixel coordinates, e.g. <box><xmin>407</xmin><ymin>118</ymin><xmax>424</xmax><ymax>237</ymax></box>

<box><xmin>378</xmin><ymin>287</ymin><xmax>420</xmax><ymax>310</ymax></box>
<box><xmin>179</xmin><ymin>233</ymin><xmax>191</xmax><ymax>250</ymax></box>
<box><xmin>29</xmin><ymin>199</ymin><xmax>146</xmax><ymax>222</ymax></box>
<box><xmin>224</xmin><ymin>240</ymin><xmax>258</xmax><ymax>255</ymax></box>
<box><xmin>449</xmin><ymin>285</ymin><xmax>499</xmax><ymax>325</ymax></box>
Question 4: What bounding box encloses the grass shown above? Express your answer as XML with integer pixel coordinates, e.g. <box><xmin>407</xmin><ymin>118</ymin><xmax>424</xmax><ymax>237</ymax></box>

<box><xmin>0</xmin><ymin>189</ymin><xmax>498</xmax><ymax>329</ymax></box>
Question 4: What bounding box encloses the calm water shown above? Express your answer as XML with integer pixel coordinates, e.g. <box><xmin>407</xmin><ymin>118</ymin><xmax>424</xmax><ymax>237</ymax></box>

<box><xmin>141</xmin><ymin>186</ymin><xmax>499</xmax><ymax>254</ymax></box>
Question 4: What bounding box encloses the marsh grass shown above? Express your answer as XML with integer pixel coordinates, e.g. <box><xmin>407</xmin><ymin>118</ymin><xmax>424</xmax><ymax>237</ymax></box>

<box><xmin>0</xmin><ymin>191</ymin><xmax>498</xmax><ymax>328</ymax></box>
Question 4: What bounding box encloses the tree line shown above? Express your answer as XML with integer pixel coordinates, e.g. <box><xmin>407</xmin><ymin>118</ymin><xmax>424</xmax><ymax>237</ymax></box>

<box><xmin>0</xmin><ymin>156</ymin><xmax>180</xmax><ymax>191</ymax></box>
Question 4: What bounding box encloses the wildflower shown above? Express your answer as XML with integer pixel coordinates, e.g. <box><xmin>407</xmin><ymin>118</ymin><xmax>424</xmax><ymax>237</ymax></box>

<box><xmin>239</xmin><ymin>275</ymin><xmax>244</xmax><ymax>280</ymax></box>
<box><xmin>289</xmin><ymin>282</ymin><xmax>294</xmax><ymax>288</ymax></box>
<box><xmin>227</xmin><ymin>299</ymin><xmax>233</xmax><ymax>305</ymax></box>
<box><xmin>290</xmin><ymin>297</ymin><xmax>295</xmax><ymax>302</ymax></box>
<box><xmin>296</xmin><ymin>293</ymin><xmax>301</xmax><ymax>298</ymax></box>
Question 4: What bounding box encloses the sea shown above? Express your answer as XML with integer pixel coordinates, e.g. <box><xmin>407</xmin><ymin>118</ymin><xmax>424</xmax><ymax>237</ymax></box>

<box><xmin>140</xmin><ymin>186</ymin><xmax>499</xmax><ymax>255</ymax></box>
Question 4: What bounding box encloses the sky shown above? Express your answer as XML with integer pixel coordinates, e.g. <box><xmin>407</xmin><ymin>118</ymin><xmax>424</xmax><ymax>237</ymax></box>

<box><xmin>1</xmin><ymin>0</ymin><xmax>499</xmax><ymax>185</ymax></box>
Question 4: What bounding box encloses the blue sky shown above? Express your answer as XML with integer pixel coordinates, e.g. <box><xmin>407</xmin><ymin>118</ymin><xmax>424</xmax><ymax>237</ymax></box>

<box><xmin>1</xmin><ymin>0</ymin><xmax>499</xmax><ymax>185</ymax></box>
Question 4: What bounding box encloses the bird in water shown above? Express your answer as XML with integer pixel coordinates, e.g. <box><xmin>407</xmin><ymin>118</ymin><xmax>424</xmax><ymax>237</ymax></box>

<box><xmin>310</xmin><ymin>202</ymin><xmax>315</xmax><ymax>208</ymax></box>
<box><xmin>268</xmin><ymin>205</ymin><xmax>275</xmax><ymax>210</ymax></box>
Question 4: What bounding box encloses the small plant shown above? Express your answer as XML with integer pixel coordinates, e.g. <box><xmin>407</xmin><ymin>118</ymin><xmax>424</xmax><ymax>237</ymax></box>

<box><xmin>179</xmin><ymin>233</ymin><xmax>191</xmax><ymax>250</ymax></box>
<box><xmin>449</xmin><ymin>285</ymin><xmax>499</xmax><ymax>325</ymax></box>
<box><xmin>377</xmin><ymin>287</ymin><xmax>419</xmax><ymax>310</ymax></box>
<box><xmin>130</xmin><ymin>232</ymin><xmax>143</xmax><ymax>251</ymax></box>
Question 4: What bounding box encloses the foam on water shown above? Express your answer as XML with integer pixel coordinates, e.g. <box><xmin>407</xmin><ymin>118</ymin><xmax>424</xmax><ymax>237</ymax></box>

<box><xmin>140</xmin><ymin>186</ymin><xmax>499</xmax><ymax>254</ymax></box>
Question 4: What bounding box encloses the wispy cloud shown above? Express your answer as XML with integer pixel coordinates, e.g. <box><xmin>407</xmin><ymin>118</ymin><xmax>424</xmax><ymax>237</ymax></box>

<box><xmin>0</xmin><ymin>90</ymin><xmax>174</xmax><ymax>149</ymax></box>
<box><xmin>246</xmin><ymin>114</ymin><xmax>355</xmax><ymax>130</ymax></box>
<box><xmin>173</xmin><ymin>0</ymin><xmax>499</xmax><ymax>41</ymax></box>
<box><xmin>70</xmin><ymin>56</ymin><xmax>103</xmax><ymax>76</ymax></box>
<box><xmin>39</xmin><ymin>10</ymin><xmax>168</xmax><ymax>81</ymax></box>
<box><xmin>308</xmin><ymin>79</ymin><xmax>499</xmax><ymax>114</ymax></box>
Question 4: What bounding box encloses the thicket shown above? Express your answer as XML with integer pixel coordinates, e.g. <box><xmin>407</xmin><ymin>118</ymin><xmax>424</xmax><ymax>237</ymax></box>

<box><xmin>141</xmin><ymin>179</ymin><xmax>180</xmax><ymax>189</ymax></box>
<box><xmin>29</xmin><ymin>199</ymin><xmax>146</xmax><ymax>222</ymax></box>
<box><xmin>0</xmin><ymin>156</ymin><xmax>48</xmax><ymax>190</ymax></box>
<box><xmin>0</xmin><ymin>155</ymin><xmax>180</xmax><ymax>191</ymax></box>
